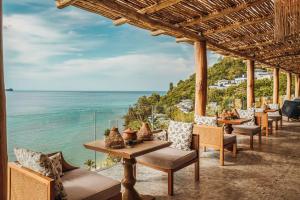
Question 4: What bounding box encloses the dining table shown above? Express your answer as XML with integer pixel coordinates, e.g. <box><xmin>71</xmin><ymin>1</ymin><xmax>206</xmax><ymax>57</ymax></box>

<box><xmin>84</xmin><ymin>140</ymin><xmax>171</xmax><ymax>200</ymax></box>
<box><xmin>217</xmin><ymin>118</ymin><xmax>251</xmax><ymax>134</ymax></box>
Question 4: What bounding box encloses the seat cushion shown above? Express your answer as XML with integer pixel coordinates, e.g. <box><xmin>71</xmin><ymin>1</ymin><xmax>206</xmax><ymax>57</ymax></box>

<box><xmin>232</xmin><ymin>125</ymin><xmax>261</xmax><ymax>135</ymax></box>
<box><xmin>62</xmin><ymin>169</ymin><xmax>121</xmax><ymax>200</ymax></box>
<box><xmin>136</xmin><ymin>147</ymin><xmax>197</xmax><ymax>169</ymax></box>
<box><xmin>268</xmin><ymin>115</ymin><xmax>282</xmax><ymax>121</ymax></box>
<box><xmin>224</xmin><ymin>134</ymin><xmax>236</xmax><ymax>145</ymax></box>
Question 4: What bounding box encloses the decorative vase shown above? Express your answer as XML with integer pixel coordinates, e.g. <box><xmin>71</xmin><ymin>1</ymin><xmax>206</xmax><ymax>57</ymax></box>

<box><xmin>105</xmin><ymin>127</ymin><xmax>125</xmax><ymax>149</ymax></box>
<box><xmin>122</xmin><ymin>128</ymin><xmax>137</xmax><ymax>141</ymax></box>
<box><xmin>137</xmin><ymin>122</ymin><xmax>153</xmax><ymax>141</ymax></box>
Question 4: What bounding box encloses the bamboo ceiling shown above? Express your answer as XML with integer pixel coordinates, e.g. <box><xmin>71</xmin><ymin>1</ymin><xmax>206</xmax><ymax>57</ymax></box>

<box><xmin>56</xmin><ymin>0</ymin><xmax>300</xmax><ymax>74</ymax></box>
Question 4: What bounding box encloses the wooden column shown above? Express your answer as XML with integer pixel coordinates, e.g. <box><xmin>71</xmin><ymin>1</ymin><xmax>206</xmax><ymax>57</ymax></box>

<box><xmin>296</xmin><ymin>74</ymin><xmax>300</xmax><ymax>98</ymax></box>
<box><xmin>194</xmin><ymin>41</ymin><xmax>207</xmax><ymax>116</ymax></box>
<box><xmin>247</xmin><ymin>60</ymin><xmax>255</xmax><ymax>108</ymax></box>
<box><xmin>273</xmin><ymin>68</ymin><xmax>279</xmax><ymax>104</ymax></box>
<box><xmin>286</xmin><ymin>72</ymin><xmax>292</xmax><ymax>100</ymax></box>
<box><xmin>0</xmin><ymin>0</ymin><xmax>8</xmax><ymax>199</ymax></box>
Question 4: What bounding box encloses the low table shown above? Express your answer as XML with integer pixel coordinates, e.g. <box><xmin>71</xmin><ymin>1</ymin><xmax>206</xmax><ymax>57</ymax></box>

<box><xmin>84</xmin><ymin>140</ymin><xmax>171</xmax><ymax>200</ymax></box>
<box><xmin>218</xmin><ymin>118</ymin><xmax>251</xmax><ymax>134</ymax></box>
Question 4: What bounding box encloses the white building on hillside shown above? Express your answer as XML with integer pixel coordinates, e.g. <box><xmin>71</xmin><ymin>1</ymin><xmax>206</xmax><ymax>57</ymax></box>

<box><xmin>255</xmin><ymin>69</ymin><xmax>272</xmax><ymax>79</ymax></box>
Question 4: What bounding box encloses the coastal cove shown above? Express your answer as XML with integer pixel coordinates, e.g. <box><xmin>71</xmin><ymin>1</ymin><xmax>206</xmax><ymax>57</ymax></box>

<box><xmin>6</xmin><ymin>90</ymin><xmax>165</xmax><ymax>167</ymax></box>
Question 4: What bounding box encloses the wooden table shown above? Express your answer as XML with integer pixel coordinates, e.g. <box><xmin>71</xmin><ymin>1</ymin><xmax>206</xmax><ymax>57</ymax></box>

<box><xmin>84</xmin><ymin>140</ymin><xmax>171</xmax><ymax>200</ymax></box>
<box><xmin>218</xmin><ymin>118</ymin><xmax>251</xmax><ymax>134</ymax></box>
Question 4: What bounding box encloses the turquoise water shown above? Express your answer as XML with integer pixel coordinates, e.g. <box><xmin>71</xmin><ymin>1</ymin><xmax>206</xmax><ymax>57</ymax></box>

<box><xmin>6</xmin><ymin>91</ymin><xmax>164</xmax><ymax>167</ymax></box>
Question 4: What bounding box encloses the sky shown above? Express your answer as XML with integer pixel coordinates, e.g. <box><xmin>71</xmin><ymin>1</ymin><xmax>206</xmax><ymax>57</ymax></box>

<box><xmin>3</xmin><ymin>0</ymin><xmax>221</xmax><ymax>91</ymax></box>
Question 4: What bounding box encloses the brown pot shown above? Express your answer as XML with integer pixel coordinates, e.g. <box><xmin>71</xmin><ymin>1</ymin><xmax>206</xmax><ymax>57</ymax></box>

<box><xmin>137</xmin><ymin>122</ymin><xmax>153</xmax><ymax>141</ymax></box>
<box><xmin>105</xmin><ymin>127</ymin><xmax>125</xmax><ymax>149</ymax></box>
<box><xmin>122</xmin><ymin>128</ymin><xmax>137</xmax><ymax>141</ymax></box>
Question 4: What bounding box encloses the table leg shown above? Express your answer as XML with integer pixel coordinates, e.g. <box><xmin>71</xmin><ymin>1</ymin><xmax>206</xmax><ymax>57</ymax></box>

<box><xmin>224</xmin><ymin>124</ymin><xmax>233</xmax><ymax>134</ymax></box>
<box><xmin>122</xmin><ymin>158</ymin><xmax>154</xmax><ymax>200</ymax></box>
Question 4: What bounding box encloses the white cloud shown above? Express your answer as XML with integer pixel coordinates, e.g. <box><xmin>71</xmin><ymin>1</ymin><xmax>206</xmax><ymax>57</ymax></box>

<box><xmin>8</xmin><ymin>53</ymin><xmax>194</xmax><ymax>91</ymax></box>
<box><xmin>3</xmin><ymin>1</ymin><xmax>220</xmax><ymax>91</ymax></box>
<box><xmin>3</xmin><ymin>11</ymin><xmax>104</xmax><ymax>66</ymax></box>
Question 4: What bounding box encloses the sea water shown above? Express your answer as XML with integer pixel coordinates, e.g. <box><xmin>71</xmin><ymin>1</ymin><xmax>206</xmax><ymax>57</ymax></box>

<box><xmin>6</xmin><ymin>91</ymin><xmax>164</xmax><ymax>167</ymax></box>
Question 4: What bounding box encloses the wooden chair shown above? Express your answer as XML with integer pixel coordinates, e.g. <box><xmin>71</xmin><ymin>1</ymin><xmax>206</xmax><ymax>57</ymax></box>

<box><xmin>232</xmin><ymin>116</ymin><xmax>262</xmax><ymax>150</ymax></box>
<box><xmin>268</xmin><ymin>104</ymin><xmax>283</xmax><ymax>130</ymax></box>
<box><xmin>255</xmin><ymin>112</ymin><xmax>273</xmax><ymax>136</ymax></box>
<box><xmin>8</xmin><ymin>152</ymin><xmax>122</xmax><ymax>200</ymax></box>
<box><xmin>135</xmin><ymin>133</ymin><xmax>199</xmax><ymax>196</ymax></box>
<box><xmin>193</xmin><ymin>124</ymin><xmax>237</xmax><ymax>166</ymax></box>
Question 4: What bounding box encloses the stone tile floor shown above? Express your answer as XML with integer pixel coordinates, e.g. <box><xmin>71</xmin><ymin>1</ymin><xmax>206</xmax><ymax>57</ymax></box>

<box><xmin>99</xmin><ymin>121</ymin><xmax>300</xmax><ymax>200</ymax></box>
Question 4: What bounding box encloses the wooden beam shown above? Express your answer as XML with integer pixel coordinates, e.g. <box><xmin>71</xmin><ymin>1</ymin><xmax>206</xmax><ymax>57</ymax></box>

<box><xmin>181</xmin><ymin>0</ymin><xmax>268</xmax><ymax>27</ymax></box>
<box><xmin>205</xmin><ymin>16</ymin><xmax>273</xmax><ymax>35</ymax></box>
<box><xmin>113</xmin><ymin>0</ymin><xmax>183</xmax><ymax>26</ymax></box>
<box><xmin>286</xmin><ymin>72</ymin><xmax>292</xmax><ymax>100</ymax></box>
<box><xmin>0</xmin><ymin>0</ymin><xmax>7</xmax><ymax>199</ymax></box>
<box><xmin>263</xmin><ymin>51</ymin><xmax>300</xmax><ymax>61</ymax></box>
<box><xmin>73</xmin><ymin>0</ymin><xmax>273</xmax><ymax>68</ymax></box>
<box><xmin>273</xmin><ymin>68</ymin><xmax>279</xmax><ymax>104</ymax></box>
<box><xmin>247</xmin><ymin>60</ymin><xmax>255</xmax><ymax>108</ymax></box>
<box><xmin>219</xmin><ymin>31</ymin><xmax>273</xmax><ymax>45</ymax></box>
<box><xmin>150</xmin><ymin>29</ymin><xmax>166</xmax><ymax>36</ymax></box>
<box><xmin>56</xmin><ymin>0</ymin><xmax>77</xmax><ymax>9</ymax></box>
<box><xmin>195</xmin><ymin>41</ymin><xmax>207</xmax><ymax>116</ymax></box>
<box><xmin>176</xmin><ymin>37</ymin><xmax>193</xmax><ymax>43</ymax></box>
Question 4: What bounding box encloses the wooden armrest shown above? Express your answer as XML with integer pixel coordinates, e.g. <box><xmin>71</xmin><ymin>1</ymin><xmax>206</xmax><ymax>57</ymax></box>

<box><xmin>8</xmin><ymin>162</ymin><xmax>55</xmax><ymax>200</ymax></box>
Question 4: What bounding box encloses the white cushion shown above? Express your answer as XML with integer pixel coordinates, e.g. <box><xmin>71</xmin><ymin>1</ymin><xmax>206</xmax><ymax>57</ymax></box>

<box><xmin>14</xmin><ymin>148</ymin><xmax>67</xmax><ymax>200</ymax></box>
<box><xmin>168</xmin><ymin>120</ymin><xmax>193</xmax><ymax>151</ymax></box>
<box><xmin>268</xmin><ymin>104</ymin><xmax>280</xmax><ymax>116</ymax></box>
<box><xmin>237</xmin><ymin>108</ymin><xmax>255</xmax><ymax>126</ymax></box>
<box><xmin>194</xmin><ymin>115</ymin><xmax>217</xmax><ymax>126</ymax></box>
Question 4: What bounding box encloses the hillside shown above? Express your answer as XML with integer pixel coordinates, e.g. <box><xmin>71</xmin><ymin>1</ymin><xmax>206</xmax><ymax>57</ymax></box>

<box><xmin>124</xmin><ymin>57</ymin><xmax>293</xmax><ymax>128</ymax></box>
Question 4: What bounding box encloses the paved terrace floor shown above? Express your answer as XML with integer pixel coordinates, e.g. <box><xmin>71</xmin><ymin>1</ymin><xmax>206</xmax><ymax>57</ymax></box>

<box><xmin>99</xmin><ymin>121</ymin><xmax>300</xmax><ymax>200</ymax></box>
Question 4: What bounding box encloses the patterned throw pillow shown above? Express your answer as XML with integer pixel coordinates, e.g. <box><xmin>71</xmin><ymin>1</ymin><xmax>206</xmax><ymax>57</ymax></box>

<box><xmin>194</xmin><ymin>115</ymin><xmax>218</xmax><ymax>126</ymax></box>
<box><xmin>14</xmin><ymin>148</ymin><xmax>67</xmax><ymax>200</ymax></box>
<box><xmin>153</xmin><ymin>130</ymin><xmax>167</xmax><ymax>141</ymax></box>
<box><xmin>237</xmin><ymin>108</ymin><xmax>255</xmax><ymax>126</ymax></box>
<box><xmin>268</xmin><ymin>104</ymin><xmax>280</xmax><ymax>116</ymax></box>
<box><xmin>49</xmin><ymin>152</ymin><xmax>64</xmax><ymax>177</ymax></box>
<box><xmin>167</xmin><ymin>120</ymin><xmax>193</xmax><ymax>151</ymax></box>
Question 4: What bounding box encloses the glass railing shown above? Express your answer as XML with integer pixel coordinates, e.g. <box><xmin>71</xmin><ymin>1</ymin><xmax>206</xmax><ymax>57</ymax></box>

<box><xmin>7</xmin><ymin>110</ymin><xmax>126</xmax><ymax>171</ymax></box>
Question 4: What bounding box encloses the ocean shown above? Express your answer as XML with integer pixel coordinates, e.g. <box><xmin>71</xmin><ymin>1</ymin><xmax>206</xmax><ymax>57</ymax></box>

<box><xmin>6</xmin><ymin>91</ymin><xmax>164</xmax><ymax>167</ymax></box>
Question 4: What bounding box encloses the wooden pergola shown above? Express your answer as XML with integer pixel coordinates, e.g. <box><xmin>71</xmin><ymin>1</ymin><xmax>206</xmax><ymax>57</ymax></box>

<box><xmin>1</xmin><ymin>0</ymin><xmax>300</xmax><ymax>198</ymax></box>
<box><xmin>54</xmin><ymin>0</ymin><xmax>300</xmax><ymax>109</ymax></box>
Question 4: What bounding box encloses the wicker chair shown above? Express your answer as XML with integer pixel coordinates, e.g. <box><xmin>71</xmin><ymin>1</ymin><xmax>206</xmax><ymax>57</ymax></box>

<box><xmin>268</xmin><ymin>104</ymin><xmax>283</xmax><ymax>130</ymax></box>
<box><xmin>135</xmin><ymin>130</ymin><xmax>199</xmax><ymax>196</ymax></box>
<box><xmin>232</xmin><ymin>110</ymin><xmax>262</xmax><ymax>149</ymax></box>
<box><xmin>193</xmin><ymin>124</ymin><xmax>237</xmax><ymax>166</ymax></box>
<box><xmin>8</xmin><ymin>152</ymin><xmax>122</xmax><ymax>200</ymax></box>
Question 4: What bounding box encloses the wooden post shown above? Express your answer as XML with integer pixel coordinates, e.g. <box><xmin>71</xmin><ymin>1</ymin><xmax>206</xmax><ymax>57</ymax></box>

<box><xmin>194</xmin><ymin>41</ymin><xmax>207</xmax><ymax>116</ymax></box>
<box><xmin>273</xmin><ymin>68</ymin><xmax>279</xmax><ymax>104</ymax></box>
<box><xmin>0</xmin><ymin>0</ymin><xmax>8</xmax><ymax>199</ymax></box>
<box><xmin>296</xmin><ymin>74</ymin><xmax>300</xmax><ymax>98</ymax></box>
<box><xmin>286</xmin><ymin>72</ymin><xmax>292</xmax><ymax>100</ymax></box>
<box><xmin>247</xmin><ymin>60</ymin><xmax>255</xmax><ymax>108</ymax></box>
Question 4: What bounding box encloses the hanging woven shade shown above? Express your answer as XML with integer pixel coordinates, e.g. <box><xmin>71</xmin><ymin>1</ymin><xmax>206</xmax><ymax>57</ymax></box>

<box><xmin>274</xmin><ymin>0</ymin><xmax>300</xmax><ymax>41</ymax></box>
<box><xmin>137</xmin><ymin>122</ymin><xmax>153</xmax><ymax>141</ymax></box>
